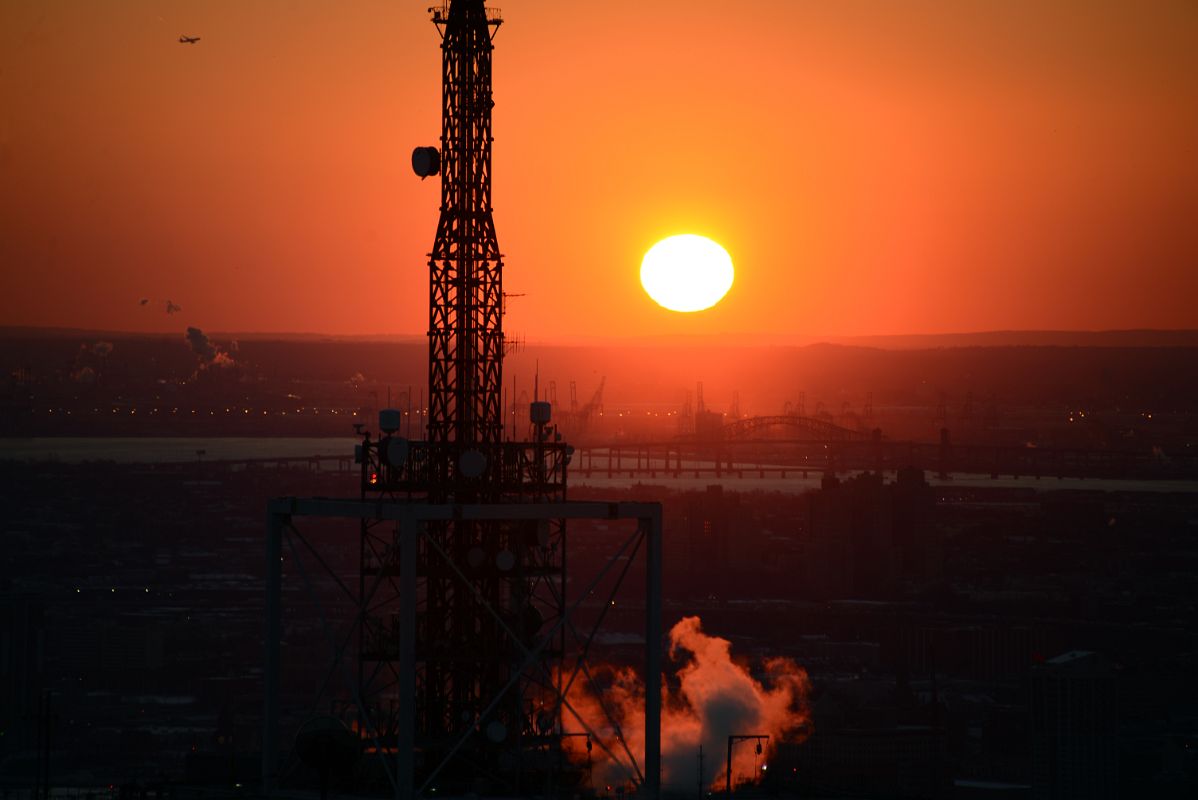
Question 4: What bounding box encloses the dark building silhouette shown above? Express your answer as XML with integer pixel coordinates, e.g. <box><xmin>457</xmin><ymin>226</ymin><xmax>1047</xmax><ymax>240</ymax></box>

<box><xmin>0</xmin><ymin>600</ymin><xmax>47</xmax><ymax>793</ymax></box>
<box><xmin>1031</xmin><ymin>651</ymin><xmax>1119</xmax><ymax>799</ymax></box>
<box><xmin>785</xmin><ymin>676</ymin><xmax>947</xmax><ymax>798</ymax></box>
<box><xmin>799</xmin><ymin>468</ymin><xmax>935</xmax><ymax>599</ymax></box>
<box><xmin>0</xmin><ymin>600</ymin><xmax>45</xmax><ymax>751</ymax></box>
<box><xmin>900</xmin><ymin>624</ymin><xmax>1046</xmax><ymax>683</ymax></box>
<box><xmin>682</xmin><ymin>485</ymin><xmax>734</xmax><ymax>593</ymax></box>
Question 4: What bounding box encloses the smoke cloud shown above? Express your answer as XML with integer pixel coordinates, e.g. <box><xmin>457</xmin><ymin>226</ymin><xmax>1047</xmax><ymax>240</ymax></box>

<box><xmin>185</xmin><ymin>326</ymin><xmax>235</xmax><ymax>370</ymax></box>
<box><xmin>69</xmin><ymin>341</ymin><xmax>113</xmax><ymax>384</ymax></box>
<box><xmin>564</xmin><ymin>616</ymin><xmax>810</xmax><ymax>791</ymax></box>
<box><xmin>185</xmin><ymin>326</ymin><xmax>215</xmax><ymax>361</ymax></box>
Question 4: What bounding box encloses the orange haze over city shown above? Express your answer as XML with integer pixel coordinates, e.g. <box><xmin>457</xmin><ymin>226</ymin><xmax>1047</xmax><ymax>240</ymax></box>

<box><xmin>2</xmin><ymin>1</ymin><xmax>1196</xmax><ymax>341</ymax></box>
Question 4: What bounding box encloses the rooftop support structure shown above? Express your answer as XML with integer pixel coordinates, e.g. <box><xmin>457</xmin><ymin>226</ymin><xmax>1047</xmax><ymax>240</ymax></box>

<box><xmin>263</xmin><ymin>498</ymin><xmax>662</xmax><ymax>800</ymax></box>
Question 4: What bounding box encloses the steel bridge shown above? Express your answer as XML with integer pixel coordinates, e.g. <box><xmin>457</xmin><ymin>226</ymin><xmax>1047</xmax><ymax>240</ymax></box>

<box><xmin>720</xmin><ymin>414</ymin><xmax>874</xmax><ymax>442</ymax></box>
<box><xmin>569</xmin><ymin>437</ymin><xmax>1197</xmax><ymax>483</ymax></box>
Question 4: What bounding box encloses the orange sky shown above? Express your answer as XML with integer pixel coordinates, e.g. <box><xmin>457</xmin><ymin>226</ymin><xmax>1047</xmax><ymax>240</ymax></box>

<box><xmin>1</xmin><ymin>1</ymin><xmax>1196</xmax><ymax>340</ymax></box>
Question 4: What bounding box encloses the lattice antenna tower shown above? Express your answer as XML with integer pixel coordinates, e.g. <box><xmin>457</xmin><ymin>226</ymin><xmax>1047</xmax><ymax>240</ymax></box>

<box><xmin>418</xmin><ymin>1</ymin><xmax>506</xmax><ymax>459</ymax></box>
<box><xmin>266</xmin><ymin>4</ymin><xmax>664</xmax><ymax>798</ymax></box>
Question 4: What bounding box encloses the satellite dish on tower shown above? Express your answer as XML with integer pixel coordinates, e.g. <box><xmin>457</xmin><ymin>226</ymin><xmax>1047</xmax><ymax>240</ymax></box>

<box><xmin>386</xmin><ymin>437</ymin><xmax>409</xmax><ymax>468</ymax></box>
<box><xmin>412</xmin><ymin>146</ymin><xmax>440</xmax><ymax>179</ymax></box>
<box><xmin>486</xmin><ymin>720</ymin><xmax>508</xmax><ymax>743</ymax></box>
<box><xmin>379</xmin><ymin>408</ymin><xmax>401</xmax><ymax>434</ymax></box>
<box><xmin>459</xmin><ymin>449</ymin><xmax>487</xmax><ymax>478</ymax></box>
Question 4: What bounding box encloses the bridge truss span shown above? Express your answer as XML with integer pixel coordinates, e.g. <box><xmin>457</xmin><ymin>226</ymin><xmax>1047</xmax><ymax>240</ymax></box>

<box><xmin>721</xmin><ymin>414</ymin><xmax>877</xmax><ymax>442</ymax></box>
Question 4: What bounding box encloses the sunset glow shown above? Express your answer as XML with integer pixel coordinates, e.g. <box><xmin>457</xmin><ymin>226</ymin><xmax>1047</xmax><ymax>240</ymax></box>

<box><xmin>640</xmin><ymin>234</ymin><xmax>734</xmax><ymax>313</ymax></box>
<box><xmin>1</xmin><ymin>2</ymin><xmax>1195</xmax><ymax>795</ymax></box>
<box><xmin>0</xmin><ymin>2</ymin><xmax>1195</xmax><ymax>339</ymax></box>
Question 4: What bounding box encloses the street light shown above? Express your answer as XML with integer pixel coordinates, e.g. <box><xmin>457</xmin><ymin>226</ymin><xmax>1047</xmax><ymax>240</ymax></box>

<box><xmin>726</xmin><ymin>734</ymin><xmax>769</xmax><ymax>797</ymax></box>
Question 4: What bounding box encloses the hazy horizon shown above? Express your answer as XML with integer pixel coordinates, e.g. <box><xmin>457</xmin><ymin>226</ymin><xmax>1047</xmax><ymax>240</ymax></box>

<box><xmin>6</xmin><ymin>322</ymin><xmax>1198</xmax><ymax>350</ymax></box>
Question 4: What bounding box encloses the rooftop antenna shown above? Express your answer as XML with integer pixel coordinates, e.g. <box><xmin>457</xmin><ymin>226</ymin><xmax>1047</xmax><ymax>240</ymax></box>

<box><xmin>264</xmin><ymin>4</ymin><xmax>664</xmax><ymax>797</ymax></box>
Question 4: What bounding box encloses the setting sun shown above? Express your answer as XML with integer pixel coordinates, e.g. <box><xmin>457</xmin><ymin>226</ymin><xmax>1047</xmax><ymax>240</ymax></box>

<box><xmin>640</xmin><ymin>234</ymin><xmax>735</xmax><ymax>313</ymax></box>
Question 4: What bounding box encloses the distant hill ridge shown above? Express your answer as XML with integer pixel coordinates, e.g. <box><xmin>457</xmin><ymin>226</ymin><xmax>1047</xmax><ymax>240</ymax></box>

<box><xmin>2</xmin><ymin>326</ymin><xmax>1196</xmax><ymax>349</ymax></box>
<box><xmin>821</xmin><ymin>329</ymin><xmax>1198</xmax><ymax>349</ymax></box>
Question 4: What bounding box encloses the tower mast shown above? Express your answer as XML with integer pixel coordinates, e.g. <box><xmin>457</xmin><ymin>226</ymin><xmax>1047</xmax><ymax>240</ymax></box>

<box><xmin>266</xmin><ymin>4</ymin><xmax>664</xmax><ymax>797</ymax></box>
<box><xmin>426</xmin><ymin>0</ymin><xmax>505</xmax><ymax>455</ymax></box>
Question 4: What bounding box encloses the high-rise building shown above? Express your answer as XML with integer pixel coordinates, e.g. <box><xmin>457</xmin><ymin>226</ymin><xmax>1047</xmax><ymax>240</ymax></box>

<box><xmin>1031</xmin><ymin>650</ymin><xmax>1119</xmax><ymax>799</ymax></box>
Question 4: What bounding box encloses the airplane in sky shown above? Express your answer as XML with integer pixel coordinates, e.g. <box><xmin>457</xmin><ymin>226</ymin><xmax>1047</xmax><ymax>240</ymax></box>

<box><xmin>178</xmin><ymin>35</ymin><xmax>200</xmax><ymax>44</ymax></box>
